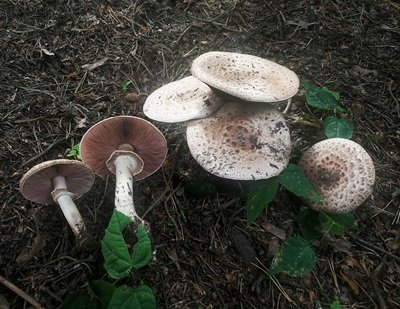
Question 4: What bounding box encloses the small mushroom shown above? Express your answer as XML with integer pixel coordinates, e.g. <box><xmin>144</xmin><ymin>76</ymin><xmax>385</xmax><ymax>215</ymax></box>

<box><xmin>19</xmin><ymin>159</ymin><xmax>95</xmax><ymax>237</ymax></box>
<box><xmin>143</xmin><ymin>76</ymin><xmax>224</xmax><ymax>123</ymax></box>
<box><xmin>186</xmin><ymin>101</ymin><xmax>291</xmax><ymax>180</ymax></box>
<box><xmin>80</xmin><ymin>116</ymin><xmax>167</xmax><ymax>223</ymax></box>
<box><xmin>298</xmin><ymin>138</ymin><xmax>375</xmax><ymax>213</ymax></box>
<box><xmin>190</xmin><ymin>51</ymin><xmax>300</xmax><ymax>104</ymax></box>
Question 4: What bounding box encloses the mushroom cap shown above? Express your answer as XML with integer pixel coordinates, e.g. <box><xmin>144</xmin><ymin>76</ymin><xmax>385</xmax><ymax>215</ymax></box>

<box><xmin>190</xmin><ymin>51</ymin><xmax>300</xmax><ymax>102</ymax></box>
<box><xmin>143</xmin><ymin>76</ymin><xmax>224</xmax><ymax>123</ymax></box>
<box><xmin>186</xmin><ymin>102</ymin><xmax>291</xmax><ymax>180</ymax></box>
<box><xmin>80</xmin><ymin>116</ymin><xmax>167</xmax><ymax>180</ymax></box>
<box><xmin>298</xmin><ymin>138</ymin><xmax>375</xmax><ymax>213</ymax></box>
<box><xmin>20</xmin><ymin>159</ymin><xmax>95</xmax><ymax>205</ymax></box>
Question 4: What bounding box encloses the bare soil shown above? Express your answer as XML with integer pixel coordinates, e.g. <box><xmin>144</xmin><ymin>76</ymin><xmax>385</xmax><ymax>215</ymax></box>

<box><xmin>0</xmin><ymin>0</ymin><xmax>399</xmax><ymax>308</ymax></box>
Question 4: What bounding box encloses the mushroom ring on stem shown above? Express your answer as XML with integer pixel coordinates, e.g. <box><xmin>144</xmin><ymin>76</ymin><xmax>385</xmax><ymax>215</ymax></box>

<box><xmin>186</xmin><ymin>102</ymin><xmax>291</xmax><ymax>180</ymax></box>
<box><xmin>80</xmin><ymin>116</ymin><xmax>167</xmax><ymax>223</ymax></box>
<box><xmin>299</xmin><ymin>138</ymin><xmax>375</xmax><ymax>213</ymax></box>
<box><xmin>19</xmin><ymin>159</ymin><xmax>95</xmax><ymax>237</ymax></box>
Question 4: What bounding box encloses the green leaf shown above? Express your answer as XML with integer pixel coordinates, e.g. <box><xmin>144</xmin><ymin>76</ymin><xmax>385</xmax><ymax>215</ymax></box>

<box><xmin>330</xmin><ymin>300</ymin><xmax>342</xmax><ymax>309</ymax></box>
<box><xmin>277</xmin><ymin>164</ymin><xmax>321</xmax><ymax>202</ymax></box>
<box><xmin>101</xmin><ymin>210</ymin><xmax>133</xmax><ymax>279</ymax></box>
<box><xmin>91</xmin><ymin>280</ymin><xmax>116</xmax><ymax>309</ymax></box>
<box><xmin>62</xmin><ymin>294</ymin><xmax>97</xmax><ymax>309</ymax></box>
<box><xmin>323</xmin><ymin>116</ymin><xmax>353</xmax><ymax>139</ymax></box>
<box><xmin>65</xmin><ymin>143</ymin><xmax>81</xmax><ymax>160</ymax></box>
<box><xmin>184</xmin><ymin>180</ymin><xmax>217</xmax><ymax>198</ymax></box>
<box><xmin>304</xmin><ymin>82</ymin><xmax>344</xmax><ymax>112</ymax></box>
<box><xmin>246</xmin><ymin>178</ymin><xmax>279</xmax><ymax>226</ymax></box>
<box><xmin>297</xmin><ymin>206</ymin><xmax>321</xmax><ymax>241</ymax></box>
<box><xmin>269</xmin><ymin>236</ymin><xmax>316</xmax><ymax>277</ymax></box>
<box><xmin>108</xmin><ymin>285</ymin><xmax>156</xmax><ymax>309</ymax></box>
<box><xmin>319</xmin><ymin>212</ymin><xmax>355</xmax><ymax>235</ymax></box>
<box><xmin>131</xmin><ymin>224</ymin><xmax>152</xmax><ymax>269</ymax></box>
<box><xmin>321</xmin><ymin>86</ymin><xmax>340</xmax><ymax>100</ymax></box>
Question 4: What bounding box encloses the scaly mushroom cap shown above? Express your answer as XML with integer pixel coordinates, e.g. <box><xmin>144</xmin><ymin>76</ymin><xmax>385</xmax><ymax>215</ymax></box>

<box><xmin>299</xmin><ymin>138</ymin><xmax>375</xmax><ymax>213</ymax></box>
<box><xmin>80</xmin><ymin>116</ymin><xmax>167</xmax><ymax>180</ymax></box>
<box><xmin>186</xmin><ymin>102</ymin><xmax>291</xmax><ymax>180</ymax></box>
<box><xmin>191</xmin><ymin>51</ymin><xmax>299</xmax><ymax>102</ymax></box>
<box><xmin>143</xmin><ymin>76</ymin><xmax>224</xmax><ymax>122</ymax></box>
<box><xmin>20</xmin><ymin>159</ymin><xmax>95</xmax><ymax>205</ymax></box>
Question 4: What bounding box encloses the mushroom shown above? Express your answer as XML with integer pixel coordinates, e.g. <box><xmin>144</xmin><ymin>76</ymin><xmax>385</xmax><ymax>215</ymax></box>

<box><xmin>143</xmin><ymin>76</ymin><xmax>224</xmax><ymax>123</ymax></box>
<box><xmin>298</xmin><ymin>138</ymin><xmax>375</xmax><ymax>213</ymax></box>
<box><xmin>190</xmin><ymin>51</ymin><xmax>300</xmax><ymax>107</ymax></box>
<box><xmin>19</xmin><ymin>159</ymin><xmax>95</xmax><ymax>237</ymax></box>
<box><xmin>80</xmin><ymin>116</ymin><xmax>167</xmax><ymax>223</ymax></box>
<box><xmin>186</xmin><ymin>101</ymin><xmax>291</xmax><ymax>180</ymax></box>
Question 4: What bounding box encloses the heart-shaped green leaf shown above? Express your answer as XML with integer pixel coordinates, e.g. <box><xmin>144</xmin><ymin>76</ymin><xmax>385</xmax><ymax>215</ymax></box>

<box><xmin>297</xmin><ymin>206</ymin><xmax>322</xmax><ymax>241</ymax></box>
<box><xmin>319</xmin><ymin>212</ymin><xmax>355</xmax><ymax>235</ymax></box>
<box><xmin>101</xmin><ymin>211</ymin><xmax>134</xmax><ymax>279</ymax></box>
<box><xmin>91</xmin><ymin>280</ymin><xmax>116</xmax><ymax>309</ymax></box>
<box><xmin>131</xmin><ymin>224</ymin><xmax>152</xmax><ymax>269</ymax></box>
<box><xmin>323</xmin><ymin>116</ymin><xmax>353</xmax><ymax>139</ymax></box>
<box><xmin>304</xmin><ymin>82</ymin><xmax>344</xmax><ymax>112</ymax></box>
<box><xmin>277</xmin><ymin>164</ymin><xmax>321</xmax><ymax>202</ymax></box>
<box><xmin>246</xmin><ymin>178</ymin><xmax>279</xmax><ymax>226</ymax></box>
<box><xmin>269</xmin><ymin>236</ymin><xmax>316</xmax><ymax>277</ymax></box>
<box><xmin>108</xmin><ymin>285</ymin><xmax>156</xmax><ymax>309</ymax></box>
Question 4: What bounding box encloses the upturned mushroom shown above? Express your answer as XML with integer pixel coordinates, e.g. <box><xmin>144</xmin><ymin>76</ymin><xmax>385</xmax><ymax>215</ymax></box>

<box><xmin>186</xmin><ymin>101</ymin><xmax>291</xmax><ymax>180</ymax></box>
<box><xmin>80</xmin><ymin>116</ymin><xmax>167</xmax><ymax>223</ymax></box>
<box><xmin>143</xmin><ymin>76</ymin><xmax>224</xmax><ymax>123</ymax></box>
<box><xmin>298</xmin><ymin>138</ymin><xmax>375</xmax><ymax>213</ymax></box>
<box><xmin>19</xmin><ymin>159</ymin><xmax>95</xmax><ymax>237</ymax></box>
<box><xmin>190</xmin><ymin>51</ymin><xmax>300</xmax><ymax>106</ymax></box>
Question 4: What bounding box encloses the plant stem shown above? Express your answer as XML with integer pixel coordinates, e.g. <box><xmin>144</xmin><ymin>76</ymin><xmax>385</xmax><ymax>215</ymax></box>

<box><xmin>51</xmin><ymin>175</ymin><xmax>85</xmax><ymax>237</ymax></box>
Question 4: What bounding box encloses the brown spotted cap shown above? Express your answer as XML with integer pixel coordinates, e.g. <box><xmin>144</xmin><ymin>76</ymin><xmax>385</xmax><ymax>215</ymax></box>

<box><xmin>20</xmin><ymin>159</ymin><xmax>95</xmax><ymax>205</ymax></box>
<box><xmin>143</xmin><ymin>76</ymin><xmax>224</xmax><ymax>123</ymax></box>
<box><xmin>191</xmin><ymin>51</ymin><xmax>299</xmax><ymax>102</ymax></box>
<box><xmin>80</xmin><ymin>116</ymin><xmax>167</xmax><ymax>180</ymax></box>
<box><xmin>186</xmin><ymin>102</ymin><xmax>291</xmax><ymax>180</ymax></box>
<box><xmin>299</xmin><ymin>138</ymin><xmax>375</xmax><ymax>213</ymax></box>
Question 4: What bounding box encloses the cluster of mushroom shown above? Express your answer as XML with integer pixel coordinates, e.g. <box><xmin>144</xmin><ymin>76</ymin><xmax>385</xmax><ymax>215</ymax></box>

<box><xmin>144</xmin><ymin>51</ymin><xmax>376</xmax><ymax>213</ymax></box>
<box><xmin>20</xmin><ymin>116</ymin><xmax>167</xmax><ymax>238</ymax></box>
<box><xmin>144</xmin><ymin>51</ymin><xmax>299</xmax><ymax>181</ymax></box>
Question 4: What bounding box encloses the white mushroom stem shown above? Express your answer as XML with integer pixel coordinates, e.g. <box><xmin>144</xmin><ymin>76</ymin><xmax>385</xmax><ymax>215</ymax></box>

<box><xmin>107</xmin><ymin>152</ymin><xmax>144</xmax><ymax>223</ymax></box>
<box><xmin>283</xmin><ymin>98</ymin><xmax>292</xmax><ymax>114</ymax></box>
<box><xmin>51</xmin><ymin>175</ymin><xmax>85</xmax><ymax>237</ymax></box>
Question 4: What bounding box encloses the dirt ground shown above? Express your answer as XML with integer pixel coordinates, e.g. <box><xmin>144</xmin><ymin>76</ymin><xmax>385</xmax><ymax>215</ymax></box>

<box><xmin>0</xmin><ymin>0</ymin><xmax>399</xmax><ymax>308</ymax></box>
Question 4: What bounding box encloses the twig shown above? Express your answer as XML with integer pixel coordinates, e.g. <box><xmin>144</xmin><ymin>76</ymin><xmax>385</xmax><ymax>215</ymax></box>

<box><xmin>370</xmin><ymin>261</ymin><xmax>387</xmax><ymax>309</ymax></box>
<box><xmin>0</xmin><ymin>275</ymin><xmax>45</xmax><ymax>309</ymax></box>
<box><xmin>21</xmin><ymin>138</ymin><xmax>64</xmax><ymax>167</ymax></box>
<box><xmin>348</xmin><ymin>233</ymin><xmax>400</xmax><ymax>262</ymax></box>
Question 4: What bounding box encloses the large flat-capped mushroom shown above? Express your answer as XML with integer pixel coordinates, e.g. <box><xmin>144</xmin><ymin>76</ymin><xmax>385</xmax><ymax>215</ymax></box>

<box><xmin>190</xmin><ymin>51</ymin><xmax>300</xmax><ymax>104</ymax></box>
<box><xmin>186</xmin><ymin>102</ymin><xmax>291</xmax><ymax>180</ymax></box>
<box><xmin>143</xmin><ymin>76</ymin><xmax>224</xmax><ymax>123</ymax></box>
<box><xmin>19</xmin><ymin>159</ymin><xmax>95</xmax><ymax>237</ymax></box>
<box><xmin>80</xmin><ymin>116</ymin><xmax>167</xmax><ymax>223</ymax></box>
<box><xmin>298</xmin><ymin>138</ymin><xmax>375</xmax><ymax>213</ymax></box>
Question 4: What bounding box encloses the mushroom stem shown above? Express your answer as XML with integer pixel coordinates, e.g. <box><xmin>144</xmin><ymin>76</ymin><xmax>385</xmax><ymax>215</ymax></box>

<box><xmin>51</xmin><ymin>175</ymin><xmax>86</xmax><ymax>237</ymax></box>
<box><xmin>283</xmin><ymin>98</ymin><xmax>292</xmax><ymax>114</ymax></box>
<box><xmin>113</xmin><ymin>155</ymin><xmax>144</xmax><ymax>224</ymax></box>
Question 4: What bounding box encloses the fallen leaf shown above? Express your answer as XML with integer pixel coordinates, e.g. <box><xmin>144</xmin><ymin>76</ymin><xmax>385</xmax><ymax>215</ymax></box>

<box><xmin>81</xmin><ymin>57</ymin><xmax>109</xmax><ymax>71</ymax></box>
<box><xmin>339</xmin><ymin>270</ymin><xmax>360</xmax><ymax>295</ymax></box>
<box><xmin>16</xmin><ymin>235</ymin><xmax>47</xmax><ymax>264</ymax></box>
<box><xmin>260</xmin><ymin>222</ymin><xmax>286</xmax><ymax>240</ymax></box>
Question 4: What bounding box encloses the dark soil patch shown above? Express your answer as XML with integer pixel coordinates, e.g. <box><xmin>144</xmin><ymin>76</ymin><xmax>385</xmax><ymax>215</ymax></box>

<box><xmin>1</xmin><ymin>0</ymin><xmax>399</xmax><ymax>308</ymax></box>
